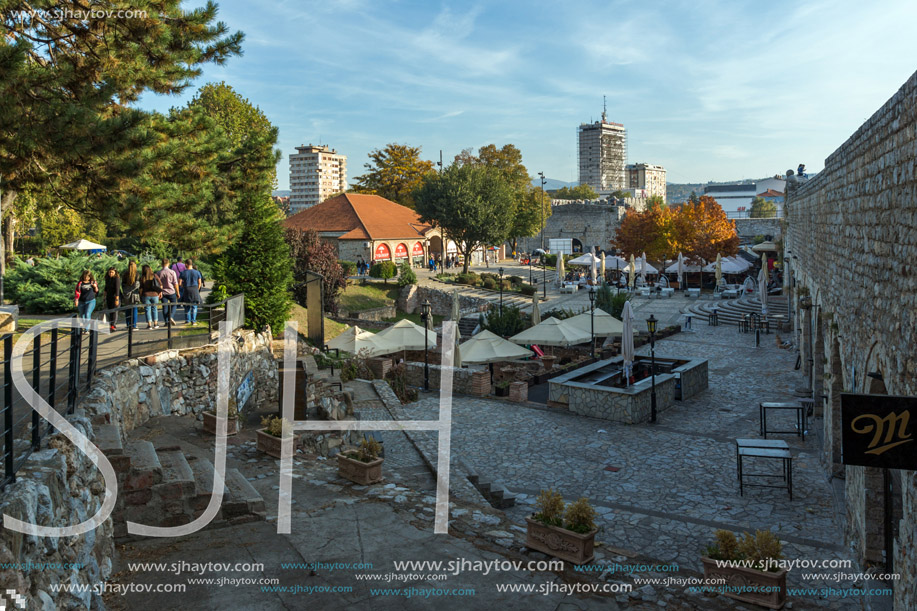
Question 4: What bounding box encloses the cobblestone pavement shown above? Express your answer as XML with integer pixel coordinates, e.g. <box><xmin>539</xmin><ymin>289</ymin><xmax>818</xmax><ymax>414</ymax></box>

<box><xmin>389</xmin><ymin>324</ymin><xmax>865</xmax><ymax>609</ymax></box>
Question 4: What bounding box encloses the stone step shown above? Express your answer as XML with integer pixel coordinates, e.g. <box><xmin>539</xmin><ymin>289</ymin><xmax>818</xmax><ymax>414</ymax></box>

<box><xmin>223</xmin><ymin>468</ymin><xmax>266</xmax><ymax>520</ymax></box>
<box><xmin>187</xmin><ymin>455</ymin><xmax>218</xmax><ymax>513</ymax></box>
<box><xmin>154</xmin><ymin>449</ymin><xmax>196</xmax><ymax>501</ymax></box>
<box><xmin>123</xmin><ymin>440</ymin><xmax>163</xmax><ymax>490</ymax></box>
<box><xmin>95</xmin><ymin>423</ymin><xmax>123</xmax><ymax>455</ymax></box>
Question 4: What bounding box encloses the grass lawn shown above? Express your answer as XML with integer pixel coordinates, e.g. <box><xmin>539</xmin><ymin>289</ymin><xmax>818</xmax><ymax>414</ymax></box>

<box><xmin>288</xmin><ymin>303</ymin><xmax>349</xmax><ymax>343</ymax></box>
<box><xmin>339</xmin><ymin>282</ymin><xmax>401</xmax><ymax>312</ymax></box>
<box><xmin>383</xmin><ymin>312</ymin><xmax>445</xmax><ymax>327</ymax></box>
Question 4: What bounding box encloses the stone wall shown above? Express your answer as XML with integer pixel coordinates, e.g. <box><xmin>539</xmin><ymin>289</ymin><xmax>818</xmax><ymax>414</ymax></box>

<box><xmin>549</xmin><ymin>375</ymin><xmax>676</xmax><ymax>424</ymax></box>
<box><xmin>338</xmin><ymin>305</ymin><xmax>396</xmax><ymax>321</ymax></box>
<box><xmin>404</xmin><ymin>363</ymin><xmax>490</xmax><ymax>397</ymax></box>
<box><xmin>517</xmin><ymin>203</ymin><xmax>627</xmax><ymax>255</ymax></box>
<box><xmin>398</xmin><ymin>285</ymin><xmax>492</xmax><ymax>317</ymax></box>
<box><xmin>784</xmin><ymin>69</ymin><xmax>917</xmax><ymax>610</ymax></box>
<box><xmin>732</xmin><ymin>218</ymin><xmax>783</xmax><ymax>242</ymax></box>
<box><xmin>675</xmin><ymin>359</ymin><xmax>708</xmax><ymax>400</ymax></box>
<box><xmin>0</xmin><ymin>330</ymin><xmax>278</xmax><ymax>610</ymax></box>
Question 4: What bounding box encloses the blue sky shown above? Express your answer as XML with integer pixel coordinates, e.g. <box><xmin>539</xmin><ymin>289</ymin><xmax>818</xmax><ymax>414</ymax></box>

<box><xmin>141</xmin><ymin>0</ymin><xmax>917</xmax><ymax>190</ymax></box>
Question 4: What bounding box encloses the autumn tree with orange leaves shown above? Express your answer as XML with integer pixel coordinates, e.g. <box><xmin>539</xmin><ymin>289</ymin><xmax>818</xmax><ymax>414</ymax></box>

<box><xmin>612</xmin><ymin>196</ymin><xmax>738</xmax><ymax>263</ymax></box>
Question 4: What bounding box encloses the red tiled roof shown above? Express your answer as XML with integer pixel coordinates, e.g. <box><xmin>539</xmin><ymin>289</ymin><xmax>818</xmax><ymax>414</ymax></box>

<box><xmin>757</xmin><ymin>189</ymin><xmax>785</xmax><ymax>198</ymax></box>
<box><xmin>283</xmin><ymin>193</ymin><xmax>432</xmax><ymax>240</ymax></box>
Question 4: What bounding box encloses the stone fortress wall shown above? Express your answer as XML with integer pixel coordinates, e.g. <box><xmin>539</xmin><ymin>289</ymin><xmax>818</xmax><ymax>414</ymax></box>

<box><xmin>785</xmin><ymin>69</ymin><xmax>917</xmax><ymax>610</ymax></box>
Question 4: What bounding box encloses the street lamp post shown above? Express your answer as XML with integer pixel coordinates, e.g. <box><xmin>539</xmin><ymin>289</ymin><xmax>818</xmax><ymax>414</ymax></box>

<box><xmin>498</xmin><ymin>266</ymin><xmax>504</xmax><ymax>315</ymax></box>
<box><xmin>537</xmin><ymin>172</ymin><xmax>546</xmax><ymax>252</ymax></box>
<box><xmin>529</xmin><ymin>255</ymin><xmax>533</xmax><ymax>284</ymax></box>
<box><xmin>588</xmin><ymin>286</ymin><xmax>596</xmax><ymax>358</ymax></box>
<box><xmin>421</xmin><ymin>300</ymin><xmax>431</xmax><ymax>391</ymax></box>
<box><xmin>646</xmin><ymin>314</ymin><xmax>658</xmax><ymax>423</ymax></box>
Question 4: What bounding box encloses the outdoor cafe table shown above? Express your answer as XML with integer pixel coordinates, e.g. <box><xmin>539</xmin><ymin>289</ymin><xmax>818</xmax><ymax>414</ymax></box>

<box><xmin>759</xmin><ymin>402</ymin><xmax>807</xmax><ymax>440</ymax></box>
<box><xmin>735</xmin><ymin>438</ymin><xmax>793</xmax><ymax>500</ymax></box>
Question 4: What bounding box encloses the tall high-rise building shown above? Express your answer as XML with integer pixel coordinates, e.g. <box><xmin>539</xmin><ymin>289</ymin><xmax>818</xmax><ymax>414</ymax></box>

<box><xmin>626</xmin><ymin>163</ymin><xmax>667</xmax><ymax>202</ymax></box>
<box><xmin>577</xmin><ymin>105</ymin><xmax>627</xmax><ymax>194</ymax></box>
<box><xmin>289</xmin><ymin>145</ymin><xmax>347</xmax><ymax>214</ymax></box>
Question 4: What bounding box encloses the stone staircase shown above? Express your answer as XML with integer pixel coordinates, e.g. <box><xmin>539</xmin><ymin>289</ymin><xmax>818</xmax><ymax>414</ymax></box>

<box><xmin>685</xmin><ymin>295</ymin><xmax>790</xmax><ymax>327</ymax></box>
<box><xmin>96</xmin><ymin>423</ymin><xmax>266</xmax><ymax>540</ymax></box>
<box><xmin>459</xmin><ymin>459</ymin><xmax>516</xmax><ymax>510</ymax></box>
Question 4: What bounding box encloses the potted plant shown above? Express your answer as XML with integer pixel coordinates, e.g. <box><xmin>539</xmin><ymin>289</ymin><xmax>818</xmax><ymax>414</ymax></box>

<box><xmin>494</xmin><ymin>380</ymin><xmax>511</xmax><ymax>397</ymax></box>
<box><xmin>701</xmin><ymin>529</ymin><xmax>787</xmax><ymax>609</ymax></box>
<box><xmin>337</xmin><ymin>436</ymin><xmax>384</xmax><ymax>485</ymax></box>
<box><xmin>257</xmin><ymin>415</ymin><xmax>294</xmax><ymax>458</ymax></box>
<box><xmin>202</xmin><ymin>400</ymin><xmax>240</xmax><ymax>436</ymax></box>
<box><xmin>525</xmin><ymin>489</ymin><xmax>598</xmax><ymax>565</ymax></box>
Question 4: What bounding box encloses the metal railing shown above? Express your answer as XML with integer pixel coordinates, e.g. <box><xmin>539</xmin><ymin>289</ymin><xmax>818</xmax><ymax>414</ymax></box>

<box><xmin>0</xmin><ymin>295</ymin><xmax>244</xmax><ymax>491</ymax></box>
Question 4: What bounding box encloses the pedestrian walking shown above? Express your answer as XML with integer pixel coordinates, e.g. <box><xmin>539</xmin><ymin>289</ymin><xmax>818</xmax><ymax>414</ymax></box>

<box><xmin>121</xmin><ymin>261</ymin><xmax>141</xmax><ymax>330</ymax></box>
<box><xmin>139</xmin><ymin>264</ymin><xmax>163</xmax><ymax>329</ymax></box>
<box><xmin>179</xmin><ymin>260</ymin><xmax>203</xmax><ymax>325</ymax></box>
<box><xmin>74</xmin><ymin>270</ymin><xmax>99</xmax><ymax>331</ymax></box>
<box><xmin>171</xmin><ymin>257</ymin><xmax>186</xmax><ymax>276</ymax></box>
<box><xmin>104</xmin><ymin>267</ymin><xmax>121</xmax><ymax>331</ymax></box>
<box><xmin>156</xmin><ymin>258</ymin><xmax>180</xmax><ymax>325</ymax></box>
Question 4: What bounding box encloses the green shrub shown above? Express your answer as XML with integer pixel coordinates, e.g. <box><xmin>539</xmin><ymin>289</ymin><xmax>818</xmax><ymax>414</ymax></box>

<box><xmin>339</xmin><ymin>260</ymin><xmax>357</xmax><ymax>277</ymax></box>
<box><xmin>595</xmin><ymin>283</ymin><xmax>630</xmax><ymax>319</ymax></box>
<box><xmin>543</xmin><ymin>307</ymin><xmax>578</xmax><ymax>320</ymax></box>
<box><xmin>519</xmin><ymin>284</ymin><xmax>536</xmax><ymax>296</ymax></box>
<box><xmin>397</xmin><ymin>260</ymin><xmax>417</xmax><ymax>287</ymax></box>
<box><xmin>369</xmin><ymin>260</ymin><xmax>397</xmax><ymax>283</ymax></box>
<box><xmin>564</xmin><ymin>497</ymin><xmax>597</xmax><ymax>534</ymax></box>
<box><xmin>542</xmin><ymin>253</ymin><xmax>557</xmax><ymax>267</ymax></box>
<box><xmin>482</xmin><ymin>277</ymin><xmax>496</xmax><ymax>290</ymax></box>
<box><xmin>534</xmin><ymin>489</ymin><xmax>564</xmax><ymax>528</ymax></box>
<box><xmin>456</xmin><ymin>272</ymin><xmax>479</xmax><ymax>286</ymax></box>
<box><xmin>480</xmin><ymin>304</ymin><xmax>527</xmax><ymax>336</ymax></box>
<box><xmin>508</xmin><ymin>275</ymin><xmax>522</xmax><ymax>286</ymax></box>
<box><xmin>385</xmin><ymin>363</ymin><xmax>418</xmax><ymax>404</ymax></box>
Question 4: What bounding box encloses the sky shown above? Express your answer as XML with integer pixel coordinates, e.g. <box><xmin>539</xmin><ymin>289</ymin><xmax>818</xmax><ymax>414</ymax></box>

<box><xmin>140</xmin><ymin>0</ymin><xmax>917</xmax><ymax>190</ymax></box>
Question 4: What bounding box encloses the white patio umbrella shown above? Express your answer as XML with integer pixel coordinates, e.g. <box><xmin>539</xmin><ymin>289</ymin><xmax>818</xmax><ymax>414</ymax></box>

<box><xmin>376</xmin><ymin>319</ymin><xmax>437</xmax><ymax>350</ymax></box>
<box><xmin>557</xmin><ymin>252</ymin><xmax>565</xmax><ymax>285</ymax></box>
<box><xmin>677</xmin><ymin>252</ymin><xmax>685</xmax><ymax>288</ymax></box>
<box><xmin>327</xmin><ymin>326</ymin><xmax>397</xmax><ymax>356</ymax></box>
<box><xmin>451</xmin><ymin>289</ymin><xmax>461</xmax><ymax>323</ymax></box>
<box><xmin>509</xmin><ymin>317</ymin><xmax>591</xmax><ymax>348</ymax></box>
<box><xmin>752</xmin><ymin>241</ymin><xmax>777</xmax><ymax>253</ymax></box>
<box><xmin>567</xmin><ymin>252</ymin><xmax>600</xmax><ymax>266</ymax></box>
<box><xmin>600</xmin><ymin>254</ymin><xmax>606</xmax><ymax>283</ymax></box>
<box><xmin>460</xmin><ymin>331</ymin><xmax>534</xmax><ymax>364</ymax></box>
<box><xmin>704</xmin><ymin>257</ymin><xmax>747</xmax><ymax>274</ymax></box>
<box><xmin>531</xmin><ymin>292</ymin><xmax>541</xmax><ymax>325</ymax></box>
<box><xmin>60</xmin><ymin>239</ymin><xmax>107</xmax><ymax>251</ymax></box>
<box><xmin>761</xmin><ymin>252</ymin><xmax>769</xmax><ymax>282</ymax></box>
<box><xmin>621</xmin><ymin>301</ymin><xmax>636</xmax><ymax>386</ymax></box>
<box><xmin>628</xmin><ymin>254</ymin><xmax>636</xmax><ymax>289</ymax></box>
<box><xmin>640</xmin><ymin>252</ymin><xmax>648</xmax><ymax>285</ymax></box>
<box><xmin>758</xmin><ymin>267</ymin><xmax>768</xmax><ymax>315</ymax></box>
<box><xmin>715</xmin><ymin>254</ymin><xmax>723</xmax><ymax>288</ymax></box>
<box><xmin>590</xmin><ymin>247</ymin><xmax>597</xmax><ymax>284</ymax></box>
<box><xmin>565</xmin><ymin>308</ymin><xmax>624</xmax><ymax>337</ymax></box>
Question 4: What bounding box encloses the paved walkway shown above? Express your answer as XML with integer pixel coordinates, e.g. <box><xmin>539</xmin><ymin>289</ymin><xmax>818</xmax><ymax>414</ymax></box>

<box><xmin>392</xmin><ymin>323</ymin><xmax>864</xmax><ymax>608</ymax></box>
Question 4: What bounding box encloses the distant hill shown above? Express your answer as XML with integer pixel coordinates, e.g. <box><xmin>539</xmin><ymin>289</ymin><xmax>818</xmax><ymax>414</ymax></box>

<box><xmin>530</xmin><ymin>177</ymin><xmax>576</xmax><ymax>191</ymax></box>
<box><xmin>271</xmin><ymin>189</ymin><xmax>291</xmax><ymax>197</ymax></box>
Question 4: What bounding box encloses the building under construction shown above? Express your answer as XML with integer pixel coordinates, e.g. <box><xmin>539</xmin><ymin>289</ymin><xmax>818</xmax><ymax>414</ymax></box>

<box><xmin>577</xmin><ymin>105</ymin><xmax>627</xmax><ymax>194</ymax></box>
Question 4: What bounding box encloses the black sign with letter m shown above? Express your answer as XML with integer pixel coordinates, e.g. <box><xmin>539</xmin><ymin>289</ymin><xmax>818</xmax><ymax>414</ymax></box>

<box><xmin>841</xmin><ymin>393</ymin><xmax>917</xmax><ymax>470</ymax></box>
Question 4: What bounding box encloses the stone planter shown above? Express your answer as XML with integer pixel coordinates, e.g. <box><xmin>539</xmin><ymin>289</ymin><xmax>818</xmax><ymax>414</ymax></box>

<box><xmin>541</xmin><ymin>355</ymin><xmax>556</xmax><ymax>371</ymax></box>
<box><xmin>336</xmin><ymin>452</ymin><xmax>384</xmax><ymax>485</ymax></box>
<box><xmin>256</xmin><ymin>428</ymin><xmax>284</xmax><ymax>458</ymax></box>
<box><xmin>701</xmin><ymin>557</ymin><xmax>787</xmax><ymax>609</ymax></box>
<box><xmin>525</xmin><ymin>516</ymin><xmax>597</xmax><ymax>565</ymax></box>
<box><xmin>202</xmin><ymin>411</ymin><xmax>240</xmax><ymax>436</ymax></box>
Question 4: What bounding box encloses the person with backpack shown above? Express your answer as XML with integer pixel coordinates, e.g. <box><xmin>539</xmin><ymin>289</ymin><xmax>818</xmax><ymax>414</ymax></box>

<box><xmin>74</xmin><ymin>270</ymin><xmax>99</xmax><ymax>331</ymax></box>
<box><xmin>179</xmin><ymin>259</ymin><xmax>203</xmax><ymax>325</ymax></box>
<box><xmin>103</xmin><ymin>267</ymin><xmax>121</xmax><ymax>331</ymax></box>
<box><xmin>139</xmin><ymin>264</ymin><xmax>163</xmax><ymax>329</ymax></box>
<box><xmin>121</xmin><ymin>260</ymin><xmax>141</xmax><ymax>330</ymax></box>
<box><xmin>156</xmin><ymin>258</ymin><xmax>180</xmax><ymax>325</ymax></box>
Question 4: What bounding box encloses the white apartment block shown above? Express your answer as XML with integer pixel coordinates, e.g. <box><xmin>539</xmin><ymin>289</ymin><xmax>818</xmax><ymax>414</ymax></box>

<box><xmin>289</xmin><ymin>144</ymin><xmax>347</xmax><ymax>213</ymax></box>
<box><xmin>626</xmin><ymin>163</ymin><xmax>667</xmax><ymax>203</ymax></box>
<box><xmin>577</xmin><ymin>111</ymin><xmax>627</xmax><ymax>193</ymax></box>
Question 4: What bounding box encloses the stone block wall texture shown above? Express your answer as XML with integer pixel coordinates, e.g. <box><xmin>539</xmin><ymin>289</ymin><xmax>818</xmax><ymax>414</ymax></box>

<box><xmin>676</xmin><ymin>359</ymin><xmax>709</xmax><ymax>400</ymax></box>
<box><xmin>517</xmin><ymin>203</ymin><xmax>627</xmax><ymax>255</ymax></box>
<box><xmin>785</xmin><ymin>69</ymin><xmax>917</xmax><ymax>610</ymax></box>
<box><xmin>563</xmin><ymin>377</ymin><xmax>676</xmax><ymax>424</ymax></box>
<box><xmin>0</xmin><ymin>329</ymin><xmax>277</xmax><ymax>610</ymax></box>
<box><xmin>398</xmin><ymin>285</ymin><xmax>492</xmax><ymax>317</ymax></box>
<box><xmin>404</xmin><ymin>363</ymin><xmax>489</xmax><ymax>397</ymax></box>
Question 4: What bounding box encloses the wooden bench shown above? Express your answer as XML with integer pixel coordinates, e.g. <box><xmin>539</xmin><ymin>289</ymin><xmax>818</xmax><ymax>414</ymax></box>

<box><xmin>735</xmin><ymin>439</ymin><xmax>793</xmax><ymax>499</ymax></box>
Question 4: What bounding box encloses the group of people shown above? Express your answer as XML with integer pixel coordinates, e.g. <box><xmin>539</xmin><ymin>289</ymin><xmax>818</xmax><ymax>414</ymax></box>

<box><xmin>75</xmin><ymin>257</ymin><xmax>205</xmax><ymax>331</ymax></box>
<box><xmin>428</xmin><ymin>254</ymin><xmax>458</xmax><ymax>273</ymax></box>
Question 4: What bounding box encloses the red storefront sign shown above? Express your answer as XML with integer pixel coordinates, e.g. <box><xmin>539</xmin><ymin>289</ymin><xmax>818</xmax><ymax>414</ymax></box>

<box><xmin>412</xmin><ymin>242</ymin><xmax>425</xmax><ymax>256</ymax></box>
<box><xmin>394</xmin><ymin>243</ymin><xmax>409</xmax><ymax>259</ymax></box>
<box><xmin>374</xmin><ymin>243</ymin><xmax>391</xmax><ymax>260</ymax></box>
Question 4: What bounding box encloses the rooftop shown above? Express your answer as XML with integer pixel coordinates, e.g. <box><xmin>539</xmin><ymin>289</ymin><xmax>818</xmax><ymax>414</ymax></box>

<box><xmin>283</xmin><ymin>193</ymin><xmax>432</xmax><ymax>241</ymax></box>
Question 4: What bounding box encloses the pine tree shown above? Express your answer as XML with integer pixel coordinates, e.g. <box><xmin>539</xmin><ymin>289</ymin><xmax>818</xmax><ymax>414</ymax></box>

<box><xmin>214</xmin><ymin>193</ymin><xmax>292</xmax><ymax>333</ymax></box>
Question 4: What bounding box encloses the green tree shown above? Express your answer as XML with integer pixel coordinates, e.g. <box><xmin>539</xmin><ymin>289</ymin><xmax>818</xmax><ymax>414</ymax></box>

<box><xmin>397</xmin><ymin>260</ymin><xmax>417</xmax><ymax>287</ymax></box>
<box><xmin>285</xmin><ymin>228</ymin><xmax>346</xmax><ymax>315</ymax></box>
<box><xmin>352</xmin><ymin>144</ymin><xmax>435</xmax><ymax>208</ymax></box>
<box><xmin>369</xmin><ymin>261</ymin><xmax>397</xmax><ymax>283</ymax></box>
<box><xmin>0</xmin><ymin>0</ymin><xmax>243</xmax><ymax>265</ymax></box>
<box><xmin>647</xmin><ymin>194</ymin><xmax>666</xmax><ymax>208</ymax></box>
<box><xmin>749</xmin><ymin>197</ymin><xmax>777</xmax><ymax>218</ymax></box>
<box><xmin>553</xmin><ymin>184</ymin><xmax>599</xmax><ymax>200</ymax></box>
<box><xmin>612</xmin><ymin>190</ymin><xmax>632</xmax><ymax>199</ymax></box>
<box><xmin>213</xmin><ymin>193</ymin><xmax>292</xmax><ymax>332</ymax></box>
<box><xmin>414</xmin><ymin>164</ymin><xmax>515</xmax><ymax>274</ymax></box>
